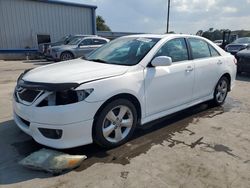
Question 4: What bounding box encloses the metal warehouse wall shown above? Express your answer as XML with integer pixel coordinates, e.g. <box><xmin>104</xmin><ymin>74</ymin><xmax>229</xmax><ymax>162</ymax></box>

<box><xmin>0</xmin><ymin>0</ymin><xmax>96</xmax><ymax>49</ymax></box>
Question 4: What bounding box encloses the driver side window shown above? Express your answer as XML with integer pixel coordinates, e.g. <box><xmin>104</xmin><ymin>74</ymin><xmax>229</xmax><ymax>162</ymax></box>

<box><xmin>80</xmin><ymin>39</ymin><xmax>92</xmax><ymax>46</ymax></box>
<box><xmin>154</xmin><ymin>38</ymin><xmax>189</xmax><ymax>62</ymax></box>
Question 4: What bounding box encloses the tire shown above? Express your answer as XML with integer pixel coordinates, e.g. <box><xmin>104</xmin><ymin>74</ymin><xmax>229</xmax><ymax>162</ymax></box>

<box><xmin>60</xmin><ymin>52</ymin><xmax>74</xmax><ymax>61</ymax></box>
<box><xmin>213</xmin><ymin>76</ymin><xmax>229</xmax><ymax>106</ymax></box>
<box><xmin>93</xmin><ymin>99</ymin><xmax>138</xmax><ymax>148</ymax></box>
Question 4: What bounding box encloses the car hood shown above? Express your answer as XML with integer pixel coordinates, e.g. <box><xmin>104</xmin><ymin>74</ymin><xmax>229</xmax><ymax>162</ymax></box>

<box><xmin>22</xmin><ymin>59</ymin><xmax>129</xmax><ymax>84</ymax></box>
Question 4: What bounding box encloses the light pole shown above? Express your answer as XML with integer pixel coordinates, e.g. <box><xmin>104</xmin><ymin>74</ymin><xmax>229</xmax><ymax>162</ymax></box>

<box><xmin>166</xmin><ymin>0</ymin><xmax>171</xmax><ymax>33</ymax></box>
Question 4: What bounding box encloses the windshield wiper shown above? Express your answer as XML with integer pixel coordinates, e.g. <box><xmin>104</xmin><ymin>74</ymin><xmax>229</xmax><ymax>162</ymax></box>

<box><xmin>88</xmin><ymin>58</ymin><xmax>108</xmax><ymax>64</ymax></box>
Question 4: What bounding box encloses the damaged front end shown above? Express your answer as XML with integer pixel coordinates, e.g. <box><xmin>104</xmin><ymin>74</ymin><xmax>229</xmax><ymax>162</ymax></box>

<box><xmin>15</xmin><ymin>78</ymin><xmax>93</xmax><ymax>107</ymax></box>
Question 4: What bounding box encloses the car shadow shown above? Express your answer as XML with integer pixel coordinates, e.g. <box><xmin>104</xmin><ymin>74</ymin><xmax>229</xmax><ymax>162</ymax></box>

<box><xmin>0</xmin><ymin>99</ymin><xmax>236</xmax><ymax>185</ymax></box>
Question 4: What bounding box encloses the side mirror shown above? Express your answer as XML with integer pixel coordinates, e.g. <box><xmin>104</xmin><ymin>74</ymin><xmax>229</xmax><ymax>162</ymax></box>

<box><xmin>151</xmin><ymin>56</ymin><xmax>172</xmax><ymax>67</ymax></box>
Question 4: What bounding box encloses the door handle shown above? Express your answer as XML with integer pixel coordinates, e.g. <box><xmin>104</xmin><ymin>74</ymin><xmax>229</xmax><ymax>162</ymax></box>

<box><xmin>185</xmin><ymin>66</ymin><xmax>193</xmax><ymax>72</ymax></box>
<box><xmin>217</xmin><ymin>60</ymin><xmax>223</xmax><ymax>65</ymax></box>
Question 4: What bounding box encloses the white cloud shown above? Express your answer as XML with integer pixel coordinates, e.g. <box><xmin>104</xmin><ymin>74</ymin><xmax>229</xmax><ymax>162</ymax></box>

<box><xmin>69</xmin><ymin>0</ymin><xmax>250</xmax><ymax>34</ymax></box>
<box><xmin>223</xmin><ymin>7</ymin><xmax>238</xmax><ymax>13</ymax></box>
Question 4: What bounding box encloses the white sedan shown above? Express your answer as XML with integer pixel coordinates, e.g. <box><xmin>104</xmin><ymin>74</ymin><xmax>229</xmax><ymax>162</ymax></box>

<box><xmin>13</xmin><ymin>34</ymin><xmax>237</xmax><ymax>149</ymax></box>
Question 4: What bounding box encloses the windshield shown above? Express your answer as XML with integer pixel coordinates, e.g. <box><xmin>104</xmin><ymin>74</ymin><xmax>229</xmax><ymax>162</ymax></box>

<box><xmin>58</xmin><ymin>35</ymin><xmax>70</xmax><ymax>43</ymax></box>
<box><xmin>67</xmin><ymin>37</ymin><xmax>84</xmax><ymax>45</ymax></box>
<box><xmin>85</xmin><ymin>37</ymin><xmax>160</xmax><ymax>66</ymax></box>
<box><xmin>233</xmin><ymin>37</ymin><xmax>250</xmax><ymax>44</ymax></box>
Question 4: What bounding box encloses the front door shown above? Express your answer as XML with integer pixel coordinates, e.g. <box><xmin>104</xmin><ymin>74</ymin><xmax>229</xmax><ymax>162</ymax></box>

<box><xmin>145</xmin><ymin>38</ymin><xmax>195</xmax><ymax>116</ymax></box>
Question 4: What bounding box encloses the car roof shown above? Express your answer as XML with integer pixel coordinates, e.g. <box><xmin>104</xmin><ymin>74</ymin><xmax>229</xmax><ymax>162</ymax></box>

<box><xmin>72</xmin><ymin>34</ymin><xmax>97</xmax><ymax>37</ymax></box>
<box><xmin>121</xmin><ymin>34</ymin><xmax>203</xmax><ymax>39</ymax></box>
<box><xmin>83</xmin><ymin>36</ymin><xmax>109</xmax><ymax>40</ymax></box>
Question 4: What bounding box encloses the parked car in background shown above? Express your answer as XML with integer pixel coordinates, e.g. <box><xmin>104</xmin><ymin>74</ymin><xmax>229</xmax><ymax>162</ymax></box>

<box><xmin>13</xmin><ymin>34</ymin><xmax>236</xmax><ymax>149</ymax></box>
<box><xmin>213</xmin><ymin>40</ymin><xmax>223</xmax><ymax>46</ymax></box>
<box><xmin>236</xmin><ymin>47</ymin><xmax>250</xmax><ymax>74</ymax></box>
<box><xmin>50</xmin><ymin>36</ymin><xmax>110</xmax><ymax>61</ymax></box>
<box><xmin>38</xmin><ymin>34</ymin><xmax>95</xmax><ymax>58</ymax></box>
<box><xmin>225</xmin><ymin>37</ymin><xmax>250</xmax><ymax>55</ymax></box>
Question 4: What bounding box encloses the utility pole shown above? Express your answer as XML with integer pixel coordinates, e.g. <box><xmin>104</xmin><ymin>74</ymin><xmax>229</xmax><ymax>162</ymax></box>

<box><xmin>166</xmin><ymin>0</ymin><xmax>171</xmax><ymax>33</ymax></box>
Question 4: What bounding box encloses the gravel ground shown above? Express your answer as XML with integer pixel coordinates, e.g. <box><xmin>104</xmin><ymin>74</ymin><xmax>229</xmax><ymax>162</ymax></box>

<box><xmin>0</xmin><ymin>60</ymin><xmax>250</xmax><ymax>188</ymax></box>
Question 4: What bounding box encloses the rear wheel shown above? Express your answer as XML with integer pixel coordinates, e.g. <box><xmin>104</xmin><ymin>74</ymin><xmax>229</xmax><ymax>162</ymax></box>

<box><xmin>94</xmin><ymin>99</ymin><xmax>138</xmax><ymax>148</ymax></box>
<box><xmin>60</xmin><ymin>52</ymin><xmax>74</xmax><ymax>61</ymax></box>
<box><xmin>213</xmin><ymin>76</ymin><xmax>229</xmax><ymax>106</ymax></box>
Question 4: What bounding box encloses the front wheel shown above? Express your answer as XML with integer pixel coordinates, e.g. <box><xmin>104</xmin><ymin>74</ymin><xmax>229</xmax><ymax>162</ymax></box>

<box><xmin>60</xmin><ymin>52</ymin><xmax>74</xmax><ymax>61</ymax></box>
<box><xmin>94</xmin><ymin>99</ymin><xmax>138</xmax><ymax>148</ymax></box>
<box><xmin>213</xmin><ymin>76</ymin><xmax>229</xmax><ymax>106</ymax></box>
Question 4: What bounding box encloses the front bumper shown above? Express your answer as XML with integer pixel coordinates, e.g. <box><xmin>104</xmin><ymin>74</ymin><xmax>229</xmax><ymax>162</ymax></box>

<box><xmin>50</xmin><ymin>51</ymin><xmax>61</xmax><ymax>61</ymax></box>
<box><xmin>13</xmin><ymin>97</ymin><xmax>103</xmax><ymax>149</ymax></box>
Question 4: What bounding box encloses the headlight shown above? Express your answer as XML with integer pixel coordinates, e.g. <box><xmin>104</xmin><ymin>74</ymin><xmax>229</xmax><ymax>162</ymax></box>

<box><xmin>56</xmin><ymin>89</ymin><xmax>94</xmax><ymax>105</ymax></box>
<box><xmin>38</xmin><ymin>89</ymin><xmax>94</xmax><ymax>106</ymax></box>
<box><xmin>52</xmin><ymin>48</ymin><xmax>59</xmax><ymax>53</ymax></box>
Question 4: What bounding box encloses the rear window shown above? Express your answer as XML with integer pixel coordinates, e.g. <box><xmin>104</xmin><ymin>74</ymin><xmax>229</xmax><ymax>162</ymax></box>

<box><xmin>93</xmin><ymin>39</ymin><xmax>107</xmax><ymax>45</ymax></box>
<box><xmin>209</xmin><ymin>44</ymin><xmax>220</xmax><ymax>57</ymax></box>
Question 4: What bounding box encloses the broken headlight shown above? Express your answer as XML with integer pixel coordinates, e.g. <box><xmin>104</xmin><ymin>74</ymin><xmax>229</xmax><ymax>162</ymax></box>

<box><xmin>38</xmin><ymin>89</ymin><xmax>94</xmax><ymax>107</ymax></box>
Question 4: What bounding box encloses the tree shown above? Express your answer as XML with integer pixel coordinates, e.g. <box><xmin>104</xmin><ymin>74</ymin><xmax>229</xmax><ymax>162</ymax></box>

<box><xmin>196</xmin><ymin>30</ymin><xmax>203</xmax><ymax>36</ymax></box>
<box><xmin>96</xmin><ymin>16</ymin><xmax>111</xmax><ymax>31</ymax></box>
<box><xmin>209</xmin><ymin>28</ymin><xmax>214</xmax><ymax>32</ymax></box>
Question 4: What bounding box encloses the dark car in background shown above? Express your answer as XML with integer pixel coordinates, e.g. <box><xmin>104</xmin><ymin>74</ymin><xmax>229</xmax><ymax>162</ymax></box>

<box><xmin>38</xmin><ymin>34</ymin><xmax>95</xmax><ymax>58</ymax></box>
<box><xmin>225</xmin><ymin>37</ymin><xmax>250</xmax><ymax>55</ymax></box>
<box><xmin>236</xmin><ymin>47</ymin><xmax>250</xmax><ymax>74</ymax></box>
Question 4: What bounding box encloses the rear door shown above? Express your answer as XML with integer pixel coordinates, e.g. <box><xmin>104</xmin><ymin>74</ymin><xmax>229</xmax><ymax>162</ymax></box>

<box><xmin>187</xmin><ymin>38</ymin><xmax>222</xmax><ymax>100</ymax></box>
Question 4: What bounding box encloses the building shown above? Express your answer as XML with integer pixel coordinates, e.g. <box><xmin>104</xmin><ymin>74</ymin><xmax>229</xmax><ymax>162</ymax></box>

<box><xmin>0</xmin><ymin>0</ymin><xmax>97</xmax><ymax>59</ymax></box>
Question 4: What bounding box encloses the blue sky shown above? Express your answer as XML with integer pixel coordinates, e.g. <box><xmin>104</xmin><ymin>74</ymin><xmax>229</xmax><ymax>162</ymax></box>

<box><xmin>59</xmin><ymin>0</ymin><xmax>250</xmax><ymax>34</ymax></box>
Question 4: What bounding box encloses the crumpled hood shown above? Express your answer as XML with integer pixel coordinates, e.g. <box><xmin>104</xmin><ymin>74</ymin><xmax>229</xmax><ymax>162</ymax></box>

<box><xmin>22</xmin><ymin>59</ymin><xmax>129</xmax><ymax>84</ymax></box>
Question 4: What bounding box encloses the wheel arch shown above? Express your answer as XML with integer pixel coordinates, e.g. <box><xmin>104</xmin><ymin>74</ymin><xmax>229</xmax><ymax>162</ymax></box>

<box><xmin>92</xmin><ymin>93</ymin><xmax>142</xmax><ymax>138</ymax></box>
<box><xmin>60</xmin><ymin>50</ymin><xmax>75</xmax><ymax>59</ymax></box>
<box><xmin>221</xmin><ymin>73</ymin><xmax>231</xmax><ymax>91</ymax></box>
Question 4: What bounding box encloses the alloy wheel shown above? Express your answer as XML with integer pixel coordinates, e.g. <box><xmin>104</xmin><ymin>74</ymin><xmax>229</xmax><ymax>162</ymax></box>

<box><xmin>61</xmin><ymin>52</ymin><xmax>73</xmax><ymax>61</ymax></box>
<box><xmin>216</xmin><ymin>79</ymin><xmax>228</xmax><ymax>103</ymax></box>
<box><xmin>102</xmin><ymin>105</ymin><xmax>133</xmax><ymax>143</ymax></box>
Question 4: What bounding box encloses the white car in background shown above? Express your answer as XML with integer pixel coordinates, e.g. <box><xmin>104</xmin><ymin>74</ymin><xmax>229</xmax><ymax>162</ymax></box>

<box><xmin>13</xmin><ymin>34</ymin><xmax>237</xmax><ymax>149</ymax></box>
<box><xmin>213</xmin><ymin>39</ymin><xmax>223</xmax><ymax>46</ymax></box>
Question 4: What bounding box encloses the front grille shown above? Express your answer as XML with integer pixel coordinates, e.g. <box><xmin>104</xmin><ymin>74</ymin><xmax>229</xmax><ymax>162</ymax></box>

<box><xmin>16</xmin><ymin>87</ymin><xmax>43</xmax><ymax>104</ymax></box>
<box><xmin>19</xmin><ymin>89</ymin><xmax>40</xmax><ymax>102</ymax></box>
